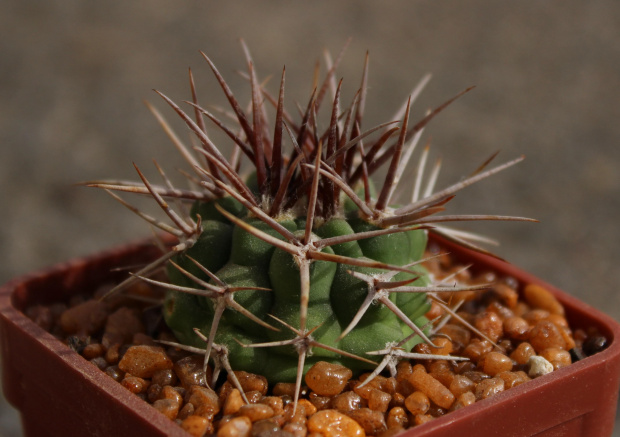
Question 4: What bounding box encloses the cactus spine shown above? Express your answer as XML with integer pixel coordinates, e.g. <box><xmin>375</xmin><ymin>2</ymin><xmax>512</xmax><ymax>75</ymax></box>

<box><xmin>88</xmin><ymin>42</ymin><xmax>533</xmax><ymax>406</ymax></box>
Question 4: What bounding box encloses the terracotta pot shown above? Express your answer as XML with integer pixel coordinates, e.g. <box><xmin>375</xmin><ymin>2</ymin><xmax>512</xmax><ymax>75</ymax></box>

<box><xmin>1</xmin><ymin>236</ymin><xmax>619</xmax><ymax>437</ymax></box>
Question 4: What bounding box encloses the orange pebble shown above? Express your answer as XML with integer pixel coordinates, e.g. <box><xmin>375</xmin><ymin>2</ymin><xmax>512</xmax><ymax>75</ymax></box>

<box><xmin>217</xmin><ymin>416</ymin><xmax>251</xmax><ymax>437</ymax></box>
<box><xmin>474</xmin><ymin>311</ymin><xmax>503</xmax><ymax>343</ymax></box>
<box><xmin>404</xmin><ymin>391</ymin><xmax>430</xmax><ymax>415</ymax></box>
<box><xmin>429</xmin><ymin>337</ymin><xmax>453</xmax><ymax>355</ymax></box>
<box><xmin>523</xmin><ymin>284</ymin><xmax>564</xmax><ymax>315</ymax></box>
<box><xmin>306</xmin><ymin>410</ymin><xmax>365</xmax><ymax>436</ymax></box>
<box><xmin>305</xmin><ymin>361</ymin><xmax>353</xmax><ymax>397</ymax></box>
<box><xmin>481</xmin><ymin>352</ymin><xmax>513</xmax><ymax>376</ymax></box>
<box><xmin>448</xmin><ymin>375</ymin><xmax>475</xmax><ymax>397</ymax></box>
<box><xmin>407</xmin><ymin>368</ymin><xmax>455</xmax><ymax>410</ymax></box>
<box><xmin>540</xmin><ymin>348</ymin><xmax>572</xmax><ymax>370</ymax></box>
<box><xmin>503</xmin><ymin>316</ymin><xmax>531</xmax><ymax>340</ymax></box>
<box><xmin>510</xmin><ymin>342</ymin><xmax>536</xmax><ymax>365</ymax></box>
<box><xmin>182</xmin><ymin>415</ymin><xmax>212</xmax><ymax>437</ymax></box>
<box><xmin>386</xmin><ymin>407</ymin><xmax>409</xmax><ymax>429</ymax></box>
<box><xmin>529</xmin><ymin>320</ymin><xmax>566</xmax><ymax>353</ymax></box>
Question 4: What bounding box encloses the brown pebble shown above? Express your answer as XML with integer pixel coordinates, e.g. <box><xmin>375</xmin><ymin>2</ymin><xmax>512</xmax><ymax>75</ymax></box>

<box><xmin>346</xmin><ymin>408</ymin><xmax>387</xmax><ymax>436</ymax></box>
<box><xmin>407</xmin><ymin>368</ymin><xmax>455</xmax><ymax>410</ymax></box>
<box><xmin>104</xmin><ymin>365</ymin><xmax>124</xmax><ymax>382</ymax></box>
<box><xmin>147</xmin><ymin>383</ymin><xmax>162</xmax><ymax>403</ymax></box>
<box><xmin>386</xmin><ymin>407</ymin><xmax>408</xmax><ymax>429</ymax></box>
<box><xmin>102</xmin><ymin>307</ymin><xmax>145</xmax><ymax>347</ymax></box>
<box><xmin>59</xmin><ymin>300</ymin><xmax>109</xmax><ymax>335</ymax></box>
<box><xmin>510</xmin><ymin>342</ymin><xmax>536</xmax><ymax>365</ymax></box>
<box><xmin>188</xmin><ymin>385</ymin><xmax>220</xmax><ymax>418</ymax></box>
<box><xmin>503</xmin><ymin>316</ymin><xmax>531</xmax><ymax>341</ymax></box>
<box><xmin>82</xmin><ymin>343</ymin><xmax>105</xmax><ymax>359</ymax></box>
<box><xmin>105</xmin><ymin>343</ymin><xmax>121</xmax><ymax>365</ymax></box>
<box><xmin>439</xmin><ymin>324</ymin><xmax>471</xmax><ymax>352</ymax></box>
<box><xmin>331</xmin><ymin>391</ymin><xmax>363</xmax><ymax>412</ymax></box>
<box><xmin>540</xmin><ymin>348</ymin><xmax>572</xmax><ymax>370</ymax></box>
<box><xmin>462</xmin><ymin>339</ymin><xmax>493</xmax><ymax>363</ymax></box>
<box><xmin>174</xmin><ymin>355</ymin><xmax>208</xmax><ymax>388</ymax></box>
<box><xmin>259</xmin><ymin>396</ymin><xmax>284</xmax><ymax>416</ymax></box>
<box><xmin>448</xmin><ymin>375</ymin><xmax>475</xmax><ymax>397</ymax></box>
<box><xmin>181</xmin><ymin>415</ymin><xmax>212</xmax><ymax>437</ymax></box>
<box><xmin>404</xmin><ymin>391</ymin><xmax>430</xmax><ymax>415</ymax></box>
<box><xmin>160</xmin><ymin>385</ymin><xmax>183</xmax><ymax>406</ymax></box>
<box><xmin>178</xmin><ymin>403</ymin><xmax>195</xmax><ymax>421</ymax></box>
<box><xmin>451</xmin><ymin>391</ymin><xmax>476</xmax><ymax>410</ymax></box>
<box><xmin>121</xmin><ymin>375</ymin><xmax>149</xmax><ymax>394</ymax></box>
<box><xmin>367</xmin><ymin>388</ymin><xmax>391</xmax><ymax>413</ymax></box>
<box><xmin>118</xmin><ymin>345</ymin><xmax>173</xmax><ymax>378</ymax></box>
<box><xmin>307</xmin><ymin>409</ymin><xmax>365</xmax><ymax>436</ymax></box>
<box><xmin>238</xmin><ymin>403</ymin><xmax>274</xmax><ymax>422</ymax></box>
<box><xmin>523</xmin><ymin>284</ymin><xmax>564</xmax><ymax>315</ymax></box>
<box><xmin>153</xmin><ymin>398</ymin><xmax>179</xmax><ymax>420</ymax></box>
<box><xmin>283</xmin><ymin>421</ymin><xmax>307</xmax><ymax>437</ymax></box>
<box><xmin>529</xmin><ymin>320</ymin><xmax>566</xmax><ymax>353</ymax></box>
<box><xmin>496</xmin><ymin>371</ymin><xmax>530</xmax><ymax>389</ymax></box>
<box><xmin>223</xmin><ymin>388</ymin><xmax>244</xmax><ymax>415</ymax></box>
<box><xmin>428</xmin><ymin>337</ymin><xmax>453</xmax><ymax>355</ymax></box>
<box><xmin>474</xmin><ymin>311</ymin><xmax>503</xmax><ymax>343</ymax></box>
<box><xmin>474</xmin><ymin>377</ymin><xmax>505</xmax><ymax>400</ymax></box>
<box><xmin>413</xmin><ymin>414</ymin><xmax>434</xmax><ymax>426</ymax></box>
<box><xmin>26</xmin><ymin>305</ymin><xmax>54</xmax><ymax>331</ymax></box>
<box><xmin>305</xmin><ymin>361</ymin><xmax>353</xmax><ymax>396</ymax></box>
<box><xmin>218</xmin><ymin>416</ymin><xmax>252</xmax><ymax>437</ymax></box>
<box><xmin>481</xmin><ymin>352</ymin><xmax>513</xmax><ymax>376</ymax></box>
<box><xmin>251</xmin><ymin>419</ymin><xmax>281</xmax><ymax>436</ymax></box>
<box><xmin>152</xmin><ymin>368</ymin><xmax>177</xmax><ymax>387</ymax></box>
<box><xmin>230</xmin><ymin>371</ymin><xmax>268</xmax><ymax>396</ymax></box>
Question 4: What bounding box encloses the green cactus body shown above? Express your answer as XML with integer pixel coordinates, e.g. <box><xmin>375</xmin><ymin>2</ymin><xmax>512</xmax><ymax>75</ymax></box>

<box><xmin>98</xmin><ymin>47</ymin><xmax>529</xmax><ymax>395</ymax></box>
<box><xmin>163</xmin><ymin>197</ymin><xmax>431</xmax><ymax>382</ymax></box>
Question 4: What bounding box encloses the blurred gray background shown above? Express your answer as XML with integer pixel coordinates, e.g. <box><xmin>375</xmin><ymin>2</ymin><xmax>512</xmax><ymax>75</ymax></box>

<box><xmin>1</xmin><ymin>1</ymin><xmax>619</xmax><ymax>435</ymax></box>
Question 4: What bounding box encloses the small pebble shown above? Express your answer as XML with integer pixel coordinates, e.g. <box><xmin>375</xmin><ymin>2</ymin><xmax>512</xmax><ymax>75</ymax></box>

<box><xmin>529</xmin><ymin>320</ymin><xmax>566</xmax><ymax>353</ymax></box>
<box><xmin>238</xmin><ymin>403</ymin><xmax>275</xmax><ymax>422</ymax></box>
<box><xmin>404</xmin><ymin>391</ymin><xmax>430</xmax><ymax>415</ymax></box>
<box><xmin>102</xmin><ymin>307</ymin><xmax>145</xmax><ymax>347</ymax></box>
<box><xmin>223</xmin><ymin>389</ymin><xmax>244</xmax><ymax>415</ymax></box>
<box><xmin>118</xmin><ymin>345</ymin><xmax>173</xmax><ymax>378</ymax></box>
<box><xmin>174</xmin><ymin>355</ymin><xmax>208</xmax><ymax>388</ymax></box>
<box><xmin>528</xmin><ymin>355</ymin><xmax>554</xmax><ymax>378</ymax></box>
<box><xmin>231</xmin><ymin>371</ymin><xmax>268</xmax><ymax>396</ymax></box>
<box><xmin>510</xmin><ymin>342</ymin><xmax>536</xmax><ymax>365</ymax></box>
<box><xmin>152</xmin><ymin>398</ymin><xmax>179</xmax><ymax>420</ymax></box>
<box><xmin>188</xmin><ymin>385</ymin><xmax>220</xmax><ymax>418</ymax></box>
<box><xmin>346</xmin><ymin>408</ymin><xmax>387</xmax><ymax>436</ymax></box>
<box><xmin>523</xmin><ymin>284</ymin><xmax>564</xmax><ymax>315</ymax></box>
<box><xmin>121</xmin><ymin>375</ymin><xmax>149</xmax><ymax>394</ymax></box>
<box><xmin>540</xmin><ymin>348</ymin><xmax>572</xmax><ymax>370</ymax></box>
<box><xmin>59</xmin><ymin>300</ymin><xmax>109</xmax><ymax>335</ymax></box>
<box><xmin>306</xmin><ymin>410</ymin><xmax>365</xmax><ymax>436</ymax></box>
<box><xmin>305</xmin><ymin>361</ymin><xmax>353</xmax><ymax>396</ymax></box>
<box><xmin>481</xmin><ymin>351</ymin><xmax>513</xmax><ymax>376</ymax></box>
<box><xmin>182</xmin><ymin>415</ymin><xmax>212</xmax><ymax>437</ymax></box>
<box><xmin>407</xmin><ymin>368</ymin><xmax>455</xmax><ymax>410</ymax></box>
<box><xmin>331</xmin><ymin>391</ymin><xmax>363</xmax><ymax>412</ymax></box>
<box><xmin>386</xmin><ymin>407</ymin><xmax>408</xmax><ymax>429</ymax></box>
<box><xmin>218</xmin><ymin>416</ymin><xmax>252</xmax><ymax>437</ymax></box>
<box><xmin>474</xmin><ymin>377</ymin><xmax>504</xmax><ymax>400</ymax></box>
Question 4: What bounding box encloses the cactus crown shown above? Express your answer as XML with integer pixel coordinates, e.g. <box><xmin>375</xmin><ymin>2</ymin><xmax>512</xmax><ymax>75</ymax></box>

<box><xmin>87</xmin><ymin>41</ymin><xmax>533</xmax><ymax>407</ymax></box>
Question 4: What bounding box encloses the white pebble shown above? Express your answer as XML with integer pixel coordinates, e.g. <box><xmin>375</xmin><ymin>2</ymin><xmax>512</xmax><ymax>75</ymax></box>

<box><xmin>527</xmin><ymin>355</ymin><xmax>554</xmax><ymax>378</ymax></box>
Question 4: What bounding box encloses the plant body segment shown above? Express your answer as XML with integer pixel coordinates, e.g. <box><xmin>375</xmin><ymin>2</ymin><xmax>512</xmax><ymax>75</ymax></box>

<box><xmin>87</xmin><ymin>41</ymin><xmax>534</xmax><ymax>403</ymax></box>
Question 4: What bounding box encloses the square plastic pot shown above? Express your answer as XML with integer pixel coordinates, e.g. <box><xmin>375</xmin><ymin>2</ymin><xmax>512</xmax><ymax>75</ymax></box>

<box><xmin>1</xmin><ymin>236</ymin><xmax>619</xmax><ymax>437</ymax></box>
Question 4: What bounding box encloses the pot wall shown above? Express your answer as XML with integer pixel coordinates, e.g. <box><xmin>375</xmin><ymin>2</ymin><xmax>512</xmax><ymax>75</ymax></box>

<box><xmin>1</xmin><ymin>236</ymin><xmax>619</xmax><ymax>437</ymax></box>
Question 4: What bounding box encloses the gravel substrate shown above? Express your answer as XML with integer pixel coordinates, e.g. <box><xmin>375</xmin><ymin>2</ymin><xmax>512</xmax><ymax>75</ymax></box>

<box><xmin>25</xmin><ymin>248</ymin><xmax>607</xmax><ymax>437</ymax></box>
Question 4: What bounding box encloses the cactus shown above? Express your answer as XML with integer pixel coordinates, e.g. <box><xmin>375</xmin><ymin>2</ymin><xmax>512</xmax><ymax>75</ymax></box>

<box><xmin>87</xmin><ymin>42</ymin><xmax>534</xmax><ymax>405</ymax></box>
